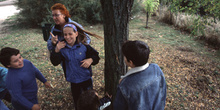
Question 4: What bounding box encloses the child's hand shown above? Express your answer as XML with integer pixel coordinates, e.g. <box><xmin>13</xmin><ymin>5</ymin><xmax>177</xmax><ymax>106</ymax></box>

<box><xmin>80</xmin><ymin>58</ymin><xmax>93</xmax><ymax>68</ymax></box>
<box><xmin>55</xmin><ymin>41</ymin><xmax>66</xmax><ymax>53</ymax></box>
<box><xmin>44</xmin><ymin>81</ymin><xmax>53</xmax><ymax>88</ymax></box>
<box><xmin>32</xmin><ymin>104</ymin><xmax>40</xmax><ymax>110</ymax></box>
<box><xmin>50</xmin><ymin>32</ymin><xmax>58</xmax><ymax>45</ymax></box>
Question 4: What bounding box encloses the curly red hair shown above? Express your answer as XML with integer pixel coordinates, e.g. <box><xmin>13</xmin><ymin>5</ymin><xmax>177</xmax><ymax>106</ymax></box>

<box><xmin>51</xmin><ymin>3</ymin><xmax>71</xmax><ymax>18</ymax></box>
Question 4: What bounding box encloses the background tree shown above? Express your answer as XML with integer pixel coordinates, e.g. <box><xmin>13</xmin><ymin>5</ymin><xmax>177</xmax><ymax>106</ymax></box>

<box><xmin>100</xmin><ymin>0</ymin><xmax>134</xmax><ymax>102</ymax></box>
<box><xmin>142</xmin><ymin>0</ymin><xmax>159</xmax><ymax>28</ymax></box>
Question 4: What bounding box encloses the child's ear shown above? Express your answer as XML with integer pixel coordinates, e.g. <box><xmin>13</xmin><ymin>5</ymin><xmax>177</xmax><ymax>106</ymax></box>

<box><xmin>75</xmin><ymin>31</ymin><xmax>78</xmax><ymax>36</ymax></box>
<box><xmin>129</xmin><ymin>60</ymin><xmax>135</xmax><ymax>68</ymax></box>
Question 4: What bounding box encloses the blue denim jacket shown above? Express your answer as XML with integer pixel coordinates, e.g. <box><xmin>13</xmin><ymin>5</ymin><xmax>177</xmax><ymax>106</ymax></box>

<box><xmin>114</xmin><ymin>63</ymin><xmax>166</xmax><ymax>110</ymax></box>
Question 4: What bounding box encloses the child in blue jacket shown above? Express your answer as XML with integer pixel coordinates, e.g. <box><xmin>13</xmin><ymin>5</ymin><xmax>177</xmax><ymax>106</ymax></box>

<box><xmin>50</xmin><ymin>22</ymin><xmax>101</xmax><ymax>110</ymax></box>
<box><xmin>0</xmin><ymin>47</ymin><xmax>52</xmax><ymax>110</ymax></box>
<box><xmin>114</xmin><ymin>40</ymin><xmax>167</xmax><ymax>110</ymax></box>
<box><xmin>0</xmin><ymin>66</ymin><xmax>11</xmax><ymax>103</ymax></box>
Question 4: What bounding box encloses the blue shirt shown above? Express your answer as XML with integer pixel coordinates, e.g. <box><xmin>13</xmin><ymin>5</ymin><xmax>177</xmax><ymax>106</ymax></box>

<box><xmin>114</xmin><ymin>63</ymin><xmax>167</xmax><ymax>110</ymax></box>
<box><xmin>6</xmin><ymin>59</ymin><xmax>47</xmax><ymax>109</ymax></box>
<box><xmin>0</xmin><ymin>67</ymin><xmax>8</xmax><ymax>92</ymax></box>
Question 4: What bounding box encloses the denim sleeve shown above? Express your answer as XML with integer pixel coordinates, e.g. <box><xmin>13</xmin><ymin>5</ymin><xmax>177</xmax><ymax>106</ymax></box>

<box><xmin>113</xmin><ymin>88</ymin><xmax>128</xmax><ymax>110</ymax></box>
<box><xmin>0</xmin><ymin>67</ymin><xmax>7</xmax><ymax>82</ymax></box>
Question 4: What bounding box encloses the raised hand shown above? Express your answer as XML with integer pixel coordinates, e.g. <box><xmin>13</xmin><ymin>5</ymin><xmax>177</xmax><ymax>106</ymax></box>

<box><xmin>50</xmin><ymin>32</ymin><xmax>58</xmax><ymax>45</ymax></box>
<box><xmin>55</xmin><ymin>41</ymin><xmax>66</xmax><ymax>53</ymax></box>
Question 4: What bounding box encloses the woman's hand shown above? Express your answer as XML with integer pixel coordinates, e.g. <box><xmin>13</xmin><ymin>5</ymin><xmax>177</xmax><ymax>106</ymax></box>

<box><xmin>50</xmin><ymin>32</ymin><xmax>58</xmax><ymax>45</ymax></box>
<box><xmin>55</xmin><ymin>41</ymin><xmax>66</xmax><ymax>53</ymax></box>
<box><xmin>80</xmin><ymin>58</ymin><xmax>93</xmax><ymax>68</ymax></box>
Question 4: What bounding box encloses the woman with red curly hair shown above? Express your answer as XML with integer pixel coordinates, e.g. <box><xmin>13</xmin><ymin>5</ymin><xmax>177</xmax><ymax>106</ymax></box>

<box><xmin>47</xmin><ymin>3</ymin><xmax>91</xmax><ymax>52</ymax></box>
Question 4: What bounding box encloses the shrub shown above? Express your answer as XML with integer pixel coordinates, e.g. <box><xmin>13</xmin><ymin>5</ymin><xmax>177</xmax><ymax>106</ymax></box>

<box><xmin>15</xmin><ymin>0</ymin><xmax>102</xmax><ymax>27</ymax></box>
<box><xmin>157</xmin><ymin>6</ymin><xmax>220</xmax><ymax>47</ymax></box>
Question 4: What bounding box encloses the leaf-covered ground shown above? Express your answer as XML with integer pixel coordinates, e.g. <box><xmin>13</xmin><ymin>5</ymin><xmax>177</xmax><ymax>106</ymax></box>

<box><xmin>1</xmin><ymin>14</ymin><xmax>219</xmax><ymax>110</ymax></box>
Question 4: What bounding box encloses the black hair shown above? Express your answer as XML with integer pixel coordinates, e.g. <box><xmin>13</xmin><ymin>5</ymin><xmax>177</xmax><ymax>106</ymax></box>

<box><xmin>122</xmin><ymin>40</ymin><xmax>150</xmax><ymax>67</ymax></box>
<box><xmin>77</xmin><ymin>89</ymin><xmax>100</xmax><ymax>110</ymax></box>
<box><xmin>0</xmin><ymin>47</ymin><xmax>20</xmax><ymax>68</ymax></box>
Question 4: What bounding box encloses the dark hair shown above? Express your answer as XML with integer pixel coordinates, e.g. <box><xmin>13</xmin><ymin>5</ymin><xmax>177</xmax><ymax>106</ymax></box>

<box><xmin>77</xmin><ymin>89</ymin><xmax>100</xmax><ymax>110</ymax></box>
<box><xmin>0</xmin><ymin>47</ymin><xmax>20</xmax><ymax>68</ymax></box>
<box><xmin>122</xmin><ymin>40</ymin><xmax>150</xmax><ymax>66</ymax></box>
<box><xmin>63</xmin><ymin>22</ymin><xmax>103</xmax><ymax>45</ymax></box>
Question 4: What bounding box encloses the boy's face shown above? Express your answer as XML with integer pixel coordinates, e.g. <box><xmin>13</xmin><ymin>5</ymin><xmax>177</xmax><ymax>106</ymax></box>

<box><xmin>7</xmin><ymin>54</ymin><xmax>24</xmax><ymax>68</ymax></box>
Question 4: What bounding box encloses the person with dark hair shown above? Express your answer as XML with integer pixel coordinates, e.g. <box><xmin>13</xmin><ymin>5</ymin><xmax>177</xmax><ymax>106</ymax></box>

<box><xmin>77</xmin><ymin>89</ymin><xmax>111</xmax><ymax>110</ymax></box>
<box><xmin>50</xmin><ymin>23</ymin><xmax>100</xmax><ymax>110</ymax></box>
<box><xmin>0</xmin><ymin>47</ymin><xmax>52</xmax><ymax>110</ymax></box>
<box><xmin>113</xmin><ymin>40</ymin><xmax>167</xmax><ymax>110</ymax></box>
<box><xmin>47</xmin><ymin>3</ymin><xmax>91</xmax><ymax>53</ymax></box>
<box><xmin>0</xmin><ymin>66</ymin><xmax>11</xmax><ymax>104</ymax></box>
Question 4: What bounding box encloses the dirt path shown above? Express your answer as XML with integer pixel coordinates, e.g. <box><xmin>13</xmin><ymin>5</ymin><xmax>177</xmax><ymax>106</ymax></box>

<box><xmin>0</xmin><ymin>0</ymin><xmax>19</xmax><ymax>31</ymax></box>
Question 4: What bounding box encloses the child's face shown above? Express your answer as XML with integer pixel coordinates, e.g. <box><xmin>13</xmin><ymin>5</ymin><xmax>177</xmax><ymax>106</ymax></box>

<box><xmin>63</xmin><ymin>27</ymin><xmax>78</xmax><ymax>46</ymax></box>
<box><xmin>8</xmin><ymin>54</ymin><xmax>24</xmax><ymax>68</ymax></box>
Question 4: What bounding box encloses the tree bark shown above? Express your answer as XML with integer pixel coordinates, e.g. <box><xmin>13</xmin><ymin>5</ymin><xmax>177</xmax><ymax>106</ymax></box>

<box><xmin>100</xmin><ymin>0</ymin><xmax>134</xmax><ymax>101</ymax></box>
<box><xmin>146</xmin><ymin>11</ymin><xmax>149</xmax><ymax>28</ymax></box>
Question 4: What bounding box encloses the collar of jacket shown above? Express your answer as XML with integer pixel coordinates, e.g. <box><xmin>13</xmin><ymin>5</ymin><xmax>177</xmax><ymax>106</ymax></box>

<box><xmin>121</xmin><ymin>63</ymin><xmax>149</xmax><ymax>79</ymax></box>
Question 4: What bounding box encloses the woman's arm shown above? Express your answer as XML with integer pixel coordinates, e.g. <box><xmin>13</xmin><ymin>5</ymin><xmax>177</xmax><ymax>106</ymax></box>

<box><xmin>50</xmin><ymin>49</ymin><xmax>62</xmax><ymax>66</ymax></box>
<box><xmin>85</xmin><ymin>45</ymin><xmax>100</xmax><ymax>65</ymax></box>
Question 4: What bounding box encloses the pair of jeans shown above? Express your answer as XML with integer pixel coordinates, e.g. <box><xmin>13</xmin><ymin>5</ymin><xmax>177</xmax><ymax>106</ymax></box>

<box><xmin>70</xmin><ymin>78</ymin><xmax>93</xmax><ymax>110</ymax></box>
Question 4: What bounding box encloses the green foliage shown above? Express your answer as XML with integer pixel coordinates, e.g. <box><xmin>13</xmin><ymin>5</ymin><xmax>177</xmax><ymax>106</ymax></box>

<box><xmin>142</xmin><ymin>0</ymin><xmax>160</xmax><ymax>15</ymax></box>
<box><xmin>131</xmin><ymin>0</ymin><xmax>144</xmax><ymax>16</ymax></box>
<box><xmin>15</xmin><ymin>0</ymin><xmax>102</xmax><ymax>27</ymax></box>
<box><xmin>158</xmin><ymin>0</ymin><xmax>220</xmax><ymax>37</ymax></box>
<box><xmin>83</xmin><ymin>0</ymin><xmax>102</xmax><ymax>24</ymax></box>
<box><xmin>15</xmin><ymin>0</ymin><xmax>61</xmax><ymax>27</ymax></box>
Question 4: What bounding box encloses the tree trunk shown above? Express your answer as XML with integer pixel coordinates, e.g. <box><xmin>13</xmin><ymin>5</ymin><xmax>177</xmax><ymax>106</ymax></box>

<box><xmin>100</xmin><ymin>0</ymin><xmax>134</xmax><ymax>101</ymax></box>
<box><xmin>146</xmin><ymin>11</ymin><xmax>149</xmax><ymax>28</ymax></box>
